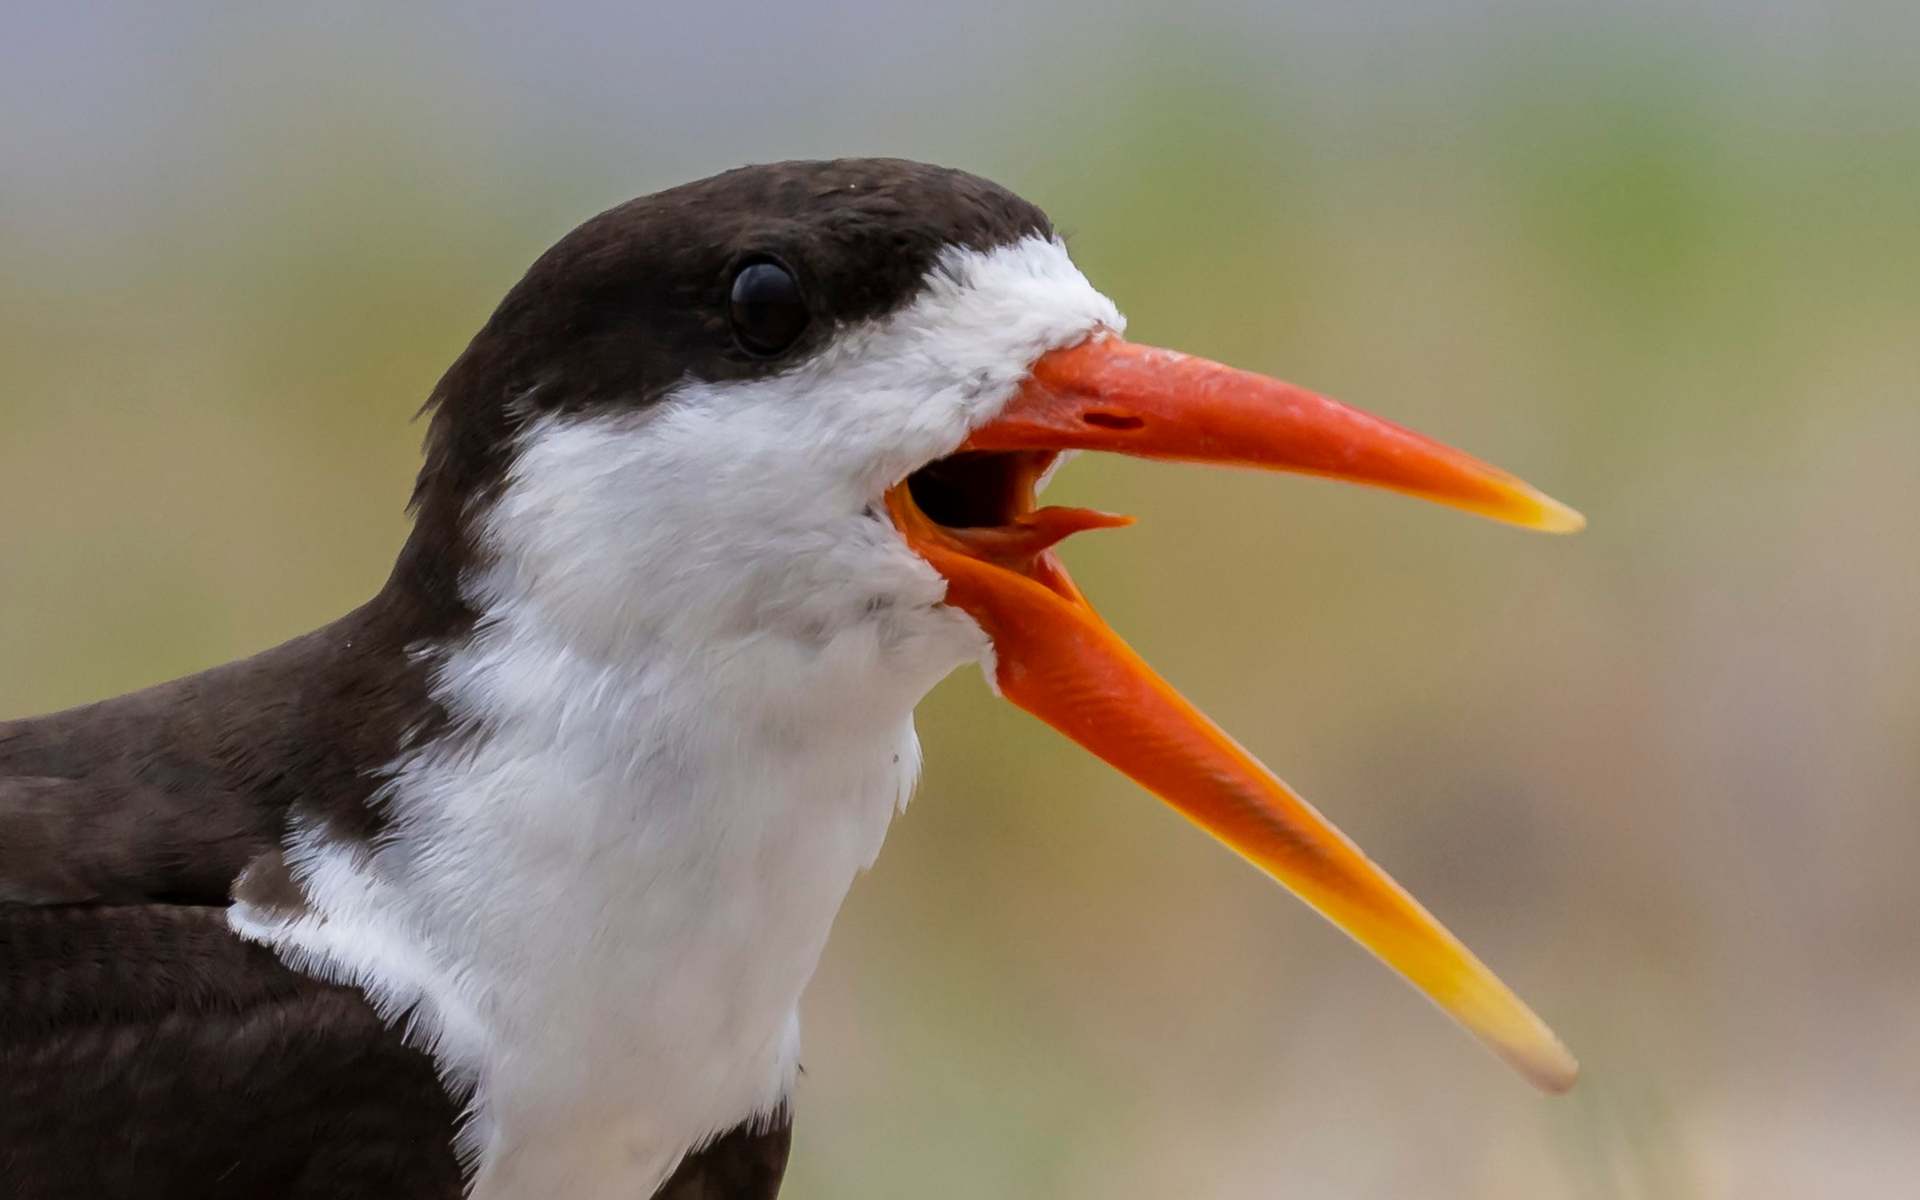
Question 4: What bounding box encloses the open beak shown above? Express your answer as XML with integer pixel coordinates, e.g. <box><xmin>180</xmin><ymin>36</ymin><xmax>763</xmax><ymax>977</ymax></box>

<box><xmin>887</xmin><ymin>333</ymin><xmax>1581</xmax><ymax>1094</ymax></box>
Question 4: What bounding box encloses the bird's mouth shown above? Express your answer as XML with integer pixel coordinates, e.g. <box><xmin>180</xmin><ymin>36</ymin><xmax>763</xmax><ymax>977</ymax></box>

<box><xmin>895</xmin><ymin>450</ymin><xmax>1131</xmax><ymax>594</ymax></box>
<box><xmin>886</xmin><ymin>333</ymin><xmax>1584</xmax><ymax>1094</ymax></box>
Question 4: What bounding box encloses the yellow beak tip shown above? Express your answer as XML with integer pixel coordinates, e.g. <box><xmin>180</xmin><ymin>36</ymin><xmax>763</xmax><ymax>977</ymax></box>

<box><xmin>1540</xmin><ymin>501</ymin><xmax>1588</xmax><ymax>535</ymax></box>
<box><xmin>1529</xmin><ymin>1050</ymin><xmax>1581</xmax><ymax>1095</ymax></box>
<box><xmin>1510</xmin><ymin>489</ymin><xmax>1587</xmax><ymax>534</ymax></box>
<box><xmin>1499</xmin><ymin>1034</ymin><xmax>1580</xmax><ymax>1094</ymax></box>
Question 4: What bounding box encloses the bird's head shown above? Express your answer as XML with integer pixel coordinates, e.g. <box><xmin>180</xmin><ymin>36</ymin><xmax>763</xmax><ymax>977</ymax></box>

<box><xmin>406</xmin><ymin>158</ymin><xmax>1580</xmax><ymax>1092</ymax></box>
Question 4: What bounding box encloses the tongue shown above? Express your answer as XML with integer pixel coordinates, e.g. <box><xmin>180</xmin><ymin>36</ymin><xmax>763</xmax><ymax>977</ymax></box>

<box><xmin>940</xmin><ymin>507</ymin><xmax>1134</xmax><ymax>573</ymax></box>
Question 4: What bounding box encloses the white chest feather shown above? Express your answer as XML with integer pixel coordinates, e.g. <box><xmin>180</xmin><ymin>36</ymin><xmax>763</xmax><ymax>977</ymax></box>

<box><xmin>247</xmin><ymin>624</ymin><xmax>946</xmax><ymax>1198</ymax></box>
<box><xmin>233</xmin><ymin>552</ymin><xmax>983</xmax><ymax>1196</ymax></box>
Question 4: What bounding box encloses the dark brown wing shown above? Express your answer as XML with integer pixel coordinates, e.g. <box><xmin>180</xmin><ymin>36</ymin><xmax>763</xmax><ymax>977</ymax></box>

<box><xmin>0</xmin><ymin>606</ymin><xmax>477</xmax><ymax>1196</ymax></box>
<box><xmin>0</xmin><ymin>901</ymin><xmax>795</xmax><ymax>1199</ymax></box>
<box><xmin>0</xmin><ymin>603</ymin><xmax>428</xmax><ymax>907</ymax></box>
<box><xmin>0</xmin><ymin>904</ymin><xmax>466</xmax><ymax>1199</ymax></box>
<box><xmin>657</xmin><ymin>1123</ymin><xmax>794</xmax><ymax>1200</ymax></box>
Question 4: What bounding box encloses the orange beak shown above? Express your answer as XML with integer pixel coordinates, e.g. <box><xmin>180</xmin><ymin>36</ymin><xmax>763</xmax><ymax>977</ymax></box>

<box><xmin>887</xmin><ymin>333</ymin><xmax>1581</xmax><ymax>1093</ymax></box>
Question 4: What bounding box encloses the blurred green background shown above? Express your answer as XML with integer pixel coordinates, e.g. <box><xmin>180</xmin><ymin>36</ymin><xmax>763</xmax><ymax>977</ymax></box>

<box><xmin>4</xmin><ymin>5</ymin><xmax>1918</xmax><ymax>1197</ymax></box>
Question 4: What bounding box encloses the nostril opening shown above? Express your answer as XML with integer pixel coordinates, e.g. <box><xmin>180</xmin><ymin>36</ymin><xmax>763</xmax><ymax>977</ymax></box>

<box><xmin>1081</xmin><ymin>411</ymin><xmax>1144</xmax><ymax>431</ymax></box>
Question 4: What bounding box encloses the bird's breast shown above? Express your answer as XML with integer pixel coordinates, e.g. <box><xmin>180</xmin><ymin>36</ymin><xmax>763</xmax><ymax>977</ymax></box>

<box><xmin>233</xmin><ymin>621</ymin><xmax>934</xmax><ymax>1199</ymax></box>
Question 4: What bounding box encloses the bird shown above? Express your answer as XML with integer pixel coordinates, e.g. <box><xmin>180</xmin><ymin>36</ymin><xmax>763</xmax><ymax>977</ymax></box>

<box><xmin>0</xmin><ymin>158</ymin><xmax>1582</xmax><ymax>1200</ymax></box>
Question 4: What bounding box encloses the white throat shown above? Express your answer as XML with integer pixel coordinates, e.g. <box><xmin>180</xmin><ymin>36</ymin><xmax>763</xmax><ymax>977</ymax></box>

<box><xmin>231</xmin><ymin>235</ymin><xmax>1123</xmax><ymax>1199</ymax></box>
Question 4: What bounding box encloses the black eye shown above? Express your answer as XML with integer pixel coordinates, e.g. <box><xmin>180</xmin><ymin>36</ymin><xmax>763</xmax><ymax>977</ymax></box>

<box><xmin>728</xmin><ymin>258</ymin><xmax>809</xmax><ymax>357</ymax></box>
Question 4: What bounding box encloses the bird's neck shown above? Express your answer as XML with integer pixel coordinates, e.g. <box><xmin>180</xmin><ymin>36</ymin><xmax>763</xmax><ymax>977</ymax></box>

<box><xmin>234</xmin><ymin>555</ymin><xmax>940</xmax><ymax>1199</ymax></box>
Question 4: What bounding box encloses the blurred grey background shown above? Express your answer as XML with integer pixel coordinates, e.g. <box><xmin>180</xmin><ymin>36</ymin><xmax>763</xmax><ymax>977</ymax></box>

<box><xmin>4</xmin><ymin>4</ymin><xmax>1919</xmax><ymax>1197</ymax></box>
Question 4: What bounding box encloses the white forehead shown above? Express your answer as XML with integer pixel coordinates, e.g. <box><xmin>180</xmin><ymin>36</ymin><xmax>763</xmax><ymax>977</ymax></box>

<box><xmin>661</xmin><ymin>233</ymin><xmax>1128</xmax><ymax>492</ymax></box>
<box><xmin>497</xmin><ymin>234</ymin><xmax>1124</xmax><ymax>524</ymax></box>
<box><xmin>852</xmin><ymin>232</ymin><xmax>1128</xmax><ymax>414</ymax></box>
